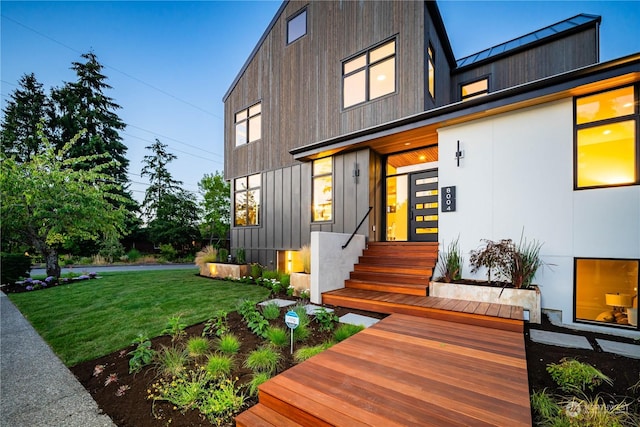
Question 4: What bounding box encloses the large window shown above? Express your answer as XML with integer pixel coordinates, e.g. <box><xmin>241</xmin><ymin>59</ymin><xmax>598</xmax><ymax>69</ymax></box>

<box><xmin>235</xmin><ymin>102</ymin><xmax>261</xmax><ymax>146</ymax></box>
<box><xmin>287</xmin><ymin>8</ymin><xmax>307</xmax><ymax>44</ymax></box>
<box><xmin>343</xmin><ymin>39</ymin><xmax>396</xmax><ymax>109</ymax></box>
<box><xmin>575</xmin><ymin>258</ymin><xmax>638</xmax><ymax>329</ymax></box>
<box><xmin>234</xmin><ymin>174</ymin><xmax>260</xmax><ymax>226</ymax></box>
<box><xmin>312</xmin><ymin>157</ymin><xmax>332</xmax><ymax>222</ymax></box>
<box><xmin>575</xmin><ymin>85</ymin><xmax>638</xmax><ymax>189</ymax></box>
<box><xmin>427</xmin><ymin>43</ymin><xmax>435</xmax><ymax>99</ymax></box>
<box><xmin>461</xmin><ymin>78</ymin><xmax>489</xmax><ymax>100</ymax></box>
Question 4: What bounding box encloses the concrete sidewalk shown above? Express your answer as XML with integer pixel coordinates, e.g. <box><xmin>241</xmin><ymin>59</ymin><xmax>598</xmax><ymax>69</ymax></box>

<box><xmin>1</xmin><ymin>293</ymin><xmax>115</xmax><ymax>427</ymax></box>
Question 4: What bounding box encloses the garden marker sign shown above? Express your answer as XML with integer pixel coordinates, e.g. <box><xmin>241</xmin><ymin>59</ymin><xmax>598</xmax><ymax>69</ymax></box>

<box><xmin>285</xmin><ymin>310</ymin><xmax>299</xmax><ymax>354</ymax></box>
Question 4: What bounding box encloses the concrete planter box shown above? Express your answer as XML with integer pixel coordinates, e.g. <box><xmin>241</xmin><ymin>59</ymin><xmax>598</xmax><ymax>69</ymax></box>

<box><xmin>430</xmin><ymin>281</ymin><xmax>541</xmax><ymax>324</ymax></box>
<box><xmin>290</xmin><ymin>272</ymin><xmax>311</xmax><ymax>294</ymax></box>
<box><xmin>206</xmin><ymin>263</ymin><xmax>249</xmax><ymax>279</ymax></box>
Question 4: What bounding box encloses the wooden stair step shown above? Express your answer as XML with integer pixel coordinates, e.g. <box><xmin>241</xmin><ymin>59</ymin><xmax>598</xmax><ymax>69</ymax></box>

<box><xmin>350</xmin><ymin>271</ymin><xmax>430</xmax><ymax>285</ymax></box>
<box><xmin>367</xmin><ymin>242</ymin><xmax>439</xmax><ymax>248</ymax></box>
<box><xmin>345</xmin><ymin>279</ymin><xmax>428</xmax><ymax>296</ymax></box>
<box><xmin>363</xmin><ymin>248</ymin><xmax>438</xmax><ymax>257</ymax></box>
<box><xmin>235</xmin><ymin>403</ymin><xmax>306</xmax><ymax>427</ymax></box>
<box><xmin>354</xmin><ymin>264</ymin><xmax>432</xmax><ymax>276</ymax></box>
<box><xmin>358</xmin><ymin>255</ymin><xmax>436</xmax><ymax>265</ymax></box>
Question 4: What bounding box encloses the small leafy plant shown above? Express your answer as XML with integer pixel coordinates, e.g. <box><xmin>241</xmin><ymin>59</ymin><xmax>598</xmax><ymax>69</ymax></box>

<box><xmin>546</xmin><ymin>358</ymin><xmax>613</xmax><ymax>392</ymax></box>
<box><xmin>245</xmin><ymin>311</ymin><xmax>269</xmax><ymax>338</ymax></box>
<box><xmin>202</xmin><ymin>310</ymin><xmax>229</xmax><ymax>338</ymax></box>
<box><xmin>218</xmin><ymin>248</ymin><xmax>229</xmax><ymax>263</ymax></box>
<box><xmin>299</xmin><ymin>289</ymin><xmax>311</xmax><ymax>300</ymax></box>
<box><xmin>248</xmin><ymin>371</ymin><xmax>271</xmax><ymax>397</ymax></box>
<box><xmin>314</xmin><ymin>307</ymin><xmax>339</xmax><ymax>332</ymax></box>
<box><xmin>162</xmin><ymin>315</ymin><xmax>187</xmax><ymax>342</ymax></box>
<box><xmin>128</xmin><ymin>334</ymin><xmax>156</xmax><ymax>374</ymax></box>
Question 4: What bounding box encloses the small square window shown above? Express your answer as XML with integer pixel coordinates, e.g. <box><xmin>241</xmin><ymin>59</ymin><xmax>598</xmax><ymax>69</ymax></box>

<box><xmin>287</xmin><ymin>9</ymin><xmax>307</xmax><ymax>44</ymax></box>
<box><xmin>235</xmin><ymin>102</ymin><xmax>261</xmax><ymax>147</ymax></box>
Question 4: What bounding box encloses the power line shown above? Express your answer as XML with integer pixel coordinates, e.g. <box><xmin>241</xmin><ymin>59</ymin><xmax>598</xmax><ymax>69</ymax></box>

<box><xmin>126</xmin><ymin>124</ymin><xmax>224</xmax><ymax>159</ymax></box>
<box><xmin>1</xmin><ymin>14</ymin><xmax>222</xmax><ymax>120</ymax></box>
<box><xmin>122</xmin><ymin>131</ymin><xmax>222</xmax><ymax>164</ymax></box>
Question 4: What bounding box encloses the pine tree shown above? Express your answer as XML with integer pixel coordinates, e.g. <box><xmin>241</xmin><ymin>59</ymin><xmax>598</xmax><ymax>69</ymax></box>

<box><xmin>1</xmin><ymin>73</ymin><xmax>50</xmax><ymax>162</ymax></box>
<box><xmin>140</xmin><ymin>138</ymin><xmax>183</xmax><ymax>220</ymax></box>
<box><xmin>49</xmin><ymin>52</ymin><xmax>140</xmax><ymax>233</ymax></box>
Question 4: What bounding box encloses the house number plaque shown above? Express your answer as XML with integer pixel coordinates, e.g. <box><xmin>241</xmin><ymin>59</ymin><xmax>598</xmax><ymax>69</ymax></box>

<box><xmin>441</xmin><ymin>186</ymin><xmax>456</xmax><ymax>212</ymax></box>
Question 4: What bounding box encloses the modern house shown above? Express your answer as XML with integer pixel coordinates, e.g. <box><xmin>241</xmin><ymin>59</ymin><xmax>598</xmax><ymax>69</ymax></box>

<box><xmin>223</xmin><ymin>0</ymin><xmax>639</xmax><ymax>335</ymax></box>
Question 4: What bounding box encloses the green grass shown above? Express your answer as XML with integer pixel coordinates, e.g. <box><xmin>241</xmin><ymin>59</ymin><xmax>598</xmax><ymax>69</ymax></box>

<box><xmin>8</xmin><ymin>269</ymin><xmax>270</xmax><ymax>366</ymax></box>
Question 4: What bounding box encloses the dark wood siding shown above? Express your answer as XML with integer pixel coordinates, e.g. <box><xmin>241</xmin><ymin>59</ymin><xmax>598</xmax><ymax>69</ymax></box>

<box><xmin>451</xmin><ymin>28</ymin><xmax>599</xmax><ymax>101</ymax></box>
<box><xmin>424</xmin><ymin>3</ymin><xmax>453</xmax><ymax>109</ymax></box>
<box><xmin>231</xmin><ymin>149</ymin><xmax>372</xmax><ymax>267</ymax></box>
<box><xmin>225</xmin><ymin>0</ymin><xmax>427</xmax><ymax>181</ymax></box>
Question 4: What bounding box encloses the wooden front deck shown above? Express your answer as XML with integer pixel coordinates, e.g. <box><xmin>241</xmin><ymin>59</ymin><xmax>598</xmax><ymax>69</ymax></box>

<box><xmin>322</xmin><ymin>288</ymin><xmax>524</xmax><ymax>333</ymax></box>
<box><xmin>236</xmin><ymin>313</ymin><xmax>531</xmax><ymax>426</ymax></box>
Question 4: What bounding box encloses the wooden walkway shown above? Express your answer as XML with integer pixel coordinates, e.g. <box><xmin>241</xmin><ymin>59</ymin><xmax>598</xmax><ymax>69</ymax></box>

<box><xmin>236</xmin><ymin>313</ymin><xmax>531</xmax><ymax>426</ymax></box>
<box><xmin>322</xmin><ymin>288</ymin><xmax>524</xmax><ymax>333</ymax></box>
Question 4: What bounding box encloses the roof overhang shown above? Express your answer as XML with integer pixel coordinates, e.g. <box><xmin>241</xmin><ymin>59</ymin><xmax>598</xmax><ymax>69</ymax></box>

<box><xmin>291</xmin><ymin>53</ymin><xmax>640</xmax><ymax>161</ymax></box>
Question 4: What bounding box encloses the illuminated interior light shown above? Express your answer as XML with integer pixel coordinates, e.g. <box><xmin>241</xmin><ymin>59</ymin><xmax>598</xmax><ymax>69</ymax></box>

<box><xmin>603</xmin><ymin>129</ymin><xmax>612</xmax><ymax>135</ymax></box>
<box><xmin>377</xmin><ymin>74</ymin><xmax>386</xmax><ymax>81</ymax></box>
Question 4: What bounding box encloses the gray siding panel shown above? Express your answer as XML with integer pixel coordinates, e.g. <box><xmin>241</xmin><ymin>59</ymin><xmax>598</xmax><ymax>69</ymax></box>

<box><xmin>291</xmin><ymin>164</ymin><xmax>301</xmax><ymax>249</ymax></box>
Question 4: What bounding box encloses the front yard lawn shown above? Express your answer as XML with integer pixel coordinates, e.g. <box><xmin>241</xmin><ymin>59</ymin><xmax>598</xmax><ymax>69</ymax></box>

<box><xmin>7</xmin><ymin>269</ymin><xmax>270</xmax><ymax>366</ymax></box>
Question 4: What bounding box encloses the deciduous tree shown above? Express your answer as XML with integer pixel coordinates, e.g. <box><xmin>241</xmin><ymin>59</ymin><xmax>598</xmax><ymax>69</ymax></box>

<box><xmin>198</xmin><ymin>171</ymin><xmax>230</xmax><ymax>246</ymax></box>
<box><xmin>0</xmin><ymin>124</ymin><xmax>127</xmax><ymax>277</ymax></box>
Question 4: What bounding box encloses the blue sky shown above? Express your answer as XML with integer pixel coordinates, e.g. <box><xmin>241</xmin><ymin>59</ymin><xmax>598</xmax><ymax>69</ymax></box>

<box><xmin>2</xmin><ymin>1</ymin><xmax>639</xmax><ymax>204</ymax></box>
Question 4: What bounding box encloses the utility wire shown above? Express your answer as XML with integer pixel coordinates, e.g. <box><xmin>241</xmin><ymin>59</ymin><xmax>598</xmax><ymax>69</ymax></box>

<box><xmin>1</xmin><ymin>14</ymin><xmax>222</xmax><ymax>120</ymax></box>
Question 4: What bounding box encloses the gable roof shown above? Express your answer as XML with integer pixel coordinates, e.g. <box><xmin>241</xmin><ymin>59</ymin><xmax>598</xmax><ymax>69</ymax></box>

<box><xmin>455</xmin><ymin>14</ymin><xmax>601</xmax><ymax>69</ymax></box>
<box><xmin>223</xmin><ymin>0</ymin><xmax>456</xmax><ymax>102</ymax></box>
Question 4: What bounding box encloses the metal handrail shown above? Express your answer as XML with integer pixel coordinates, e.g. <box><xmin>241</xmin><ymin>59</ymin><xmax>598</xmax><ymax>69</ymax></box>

<box><xmin>342</xmin><ymin>206</ymin><xmax>373</xmax><ymax>249</ymax></box>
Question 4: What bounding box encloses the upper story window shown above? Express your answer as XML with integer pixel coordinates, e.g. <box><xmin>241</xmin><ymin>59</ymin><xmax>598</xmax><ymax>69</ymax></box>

<box><xmin>287</xmin><ymin>8</ymin><xmax>307</xmax><ymax>44</ymax></box>
<box><xmin>312</xmin><ymin>157</ymin><xmax>332</xmax><ymax>222</ymax></box>
<box><xmin>427</xmin><ymin>43</ymin><xmax>435</xmax><ymax>99</ymax></box>
<box><xmin>343</xmin><ymin>39</ymin><xmax>396</xmax><ymax>109</ymax></box>
<box><xmin>235</xmin><ymin>102</ymin><xmax>261</xmax><ymax>146</ymax></box>
<box><xmin>575</xmin><ymin>85</ymin><xmax>638</xmax><ymax>189</ymax></box>
<box><xmin>234</xmin><ymin>173</ymin><xmax>261</xmax><ymax>227</ymax></box>
<box><xmin>461</xmin><ymin>78</ymin><xmax>489</xmax><ymax>100</ymax></box>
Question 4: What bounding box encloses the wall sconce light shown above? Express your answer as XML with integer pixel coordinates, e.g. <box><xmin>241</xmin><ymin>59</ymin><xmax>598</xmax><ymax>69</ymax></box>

<box><xmin>353</xmin><ymin>162</ymin><xmax>360</xmax><ymax>184</ymax></box>
<box><xmin>455</xmin><ymin>140</ymin><xmax>464</xmax><ymax>167</ymax></box>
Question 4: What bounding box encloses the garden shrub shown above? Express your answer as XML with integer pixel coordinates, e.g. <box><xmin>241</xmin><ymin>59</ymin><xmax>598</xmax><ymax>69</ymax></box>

<box><xmin>218</xmin><ymin>248</ymin><xmax>229</xmax><ymax>262</ymax></box>
<box><xmin>235</xmin><ymin>247</ymin><xmax>246</xmax><ymax>264</ymax></box>
<box><xmin>159</xmin><ymin>244</ymin><xmax>177</xmax><ymax>261</ymax></box>
<box><xmin>0</xmin><ymin>253</ymin><xmax>31</xmax><ymax>284</ymax></box>
<box><xmin>250</xmin><ymin>263</ymin><xmax>263</xmax><ymax>279</ymax></box>
<box><xmin>334</xmin><ymin>323</ymin><xmax>365</xmax><ymax>342</ymax></box>
<box><xmin>126</xmin><ymin>248</ymin><xmax>141</xmax><ymax>262</ymax></box>
<box><xmin>546</xmin><ymin>358</ymin><xmax>612</xmax><ymax>392</ymax></box>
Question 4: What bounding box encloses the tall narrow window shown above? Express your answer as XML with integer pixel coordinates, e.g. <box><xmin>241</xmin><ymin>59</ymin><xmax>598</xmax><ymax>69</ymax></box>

<box><xmin>427</xmin><ymin>43</ymin><xmax>435</xmax><ymax>99</ymax></box>
<box><xmin>312</xmin><ymin>157</ymin><xmax>332</xmax><ymax>222</ymax></box>
<box><xmin>234</xmin><ymin>174</ymin><xmax>261</xmax><ymax>226</ymax></box>
<box><xmin>343</xmin><ymin>39</ymin><xmax>396</xmax><ymax>109</ymax></box>
<box><xmin>287</xmin><ymin>8</ymin><xmax>307</xmax><ymax>44</ymax></box>
<box><xmin>461</xmin><ymin>78</ymin><xmax>489</xmax><ymax>100</ymax></box>
<box><xmin>235</xmin><ymin>102</ymin><xmax>262</xmax><ymax>146</ymax></box>
<box><xmin>575</xmin><ymin>85</ymin><xmax>638</xmax><ymax>189</ymax></box>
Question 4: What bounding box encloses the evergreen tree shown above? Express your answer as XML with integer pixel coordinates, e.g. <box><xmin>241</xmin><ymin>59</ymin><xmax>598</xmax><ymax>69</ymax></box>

<box><xmin>140</xmin><ymin>139</ymin><xmax>200</xmax><ymax>252</ymax></box>
<box><xmin>1</xmin><ymin>73</ymin><xmax>50</xmax><ymax>162</ymax></box>
<box><xmin>49</xmin><ymin>52</ymin><xmax>140</xmax><ymax>233</ymax></box>
<box><xmin>140</xmin><ymin>138</ymin><xmax>183</xmax><ymax>219</ymax></box>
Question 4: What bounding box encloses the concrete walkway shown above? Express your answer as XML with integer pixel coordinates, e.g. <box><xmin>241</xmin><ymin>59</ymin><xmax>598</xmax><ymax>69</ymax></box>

<box><xmin>529</xmin><ymin>327</ymin><xmax>640</xmax><ymax>359</ymax></box>
<box><xmin>0</xmin><ymin>293</ymin><xmax>115</xmax><ymax>427</ymax></box>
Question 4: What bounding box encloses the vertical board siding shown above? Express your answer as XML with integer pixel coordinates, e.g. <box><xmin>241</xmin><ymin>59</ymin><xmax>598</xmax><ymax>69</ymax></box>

<box><xmin>231</xmin><ymin>150</ymin><xmax>371</xmax><ymax>266</ymax></box>
<box><xmin>225</xmin><ymin>0</ymin><xmax>427</xmax><ymax>180</ymax></box>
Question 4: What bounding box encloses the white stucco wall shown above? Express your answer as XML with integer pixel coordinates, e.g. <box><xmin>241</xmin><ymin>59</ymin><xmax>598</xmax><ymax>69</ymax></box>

<box><xmin>437</xmin><ymin>99</ymin><xmax>640</xmax><ymax>335</ymax></box>
<box><xmin>310</xmin><ymin>231</ymin><xmax>366</xmax><ymax>304</ymax></box>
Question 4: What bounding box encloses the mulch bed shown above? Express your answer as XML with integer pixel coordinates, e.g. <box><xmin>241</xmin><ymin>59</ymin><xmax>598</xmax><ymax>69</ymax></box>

<box><xmin>66</xmin><ymin>294</ymin><xmax>640</xmax><ymax>427</ymax></box>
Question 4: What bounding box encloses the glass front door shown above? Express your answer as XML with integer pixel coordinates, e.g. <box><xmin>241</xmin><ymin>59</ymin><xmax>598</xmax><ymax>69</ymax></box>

<box><xmin>385</xmin><ymin>146</ymin><xmax>438</xmax><ymax>242</ymax></box>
